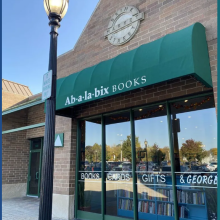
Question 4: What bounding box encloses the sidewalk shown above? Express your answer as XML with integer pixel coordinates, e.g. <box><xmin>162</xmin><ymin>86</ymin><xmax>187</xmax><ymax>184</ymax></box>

<box><xmin>2</xmin><ymin>197</ymin><xmax>66</xmax><ymax>220</ymax></box>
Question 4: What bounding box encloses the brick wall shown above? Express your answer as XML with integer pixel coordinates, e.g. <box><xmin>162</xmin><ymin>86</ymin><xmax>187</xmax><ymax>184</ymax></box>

<box><xmin>27</xmin><ymin>104</ymin><xmax>45</xmax><ymax>126</ymax></box>
<box><xmin>26</xmin><ymin>103</ymin><xmax>45</xmax><ymax>139</ymax></box>
<box><xmin>2</xmin><ymin>131</ymin><xmax>29</xmax><ymax>184</ymax></box>
<box><xmin>54</xmin><ymin>0</ymin><xmax>217</xmax><ymax>199</ymax></box>
<box><xmin>2</xmin><ymin>91</ymin><xmax>29</xmax><ymax>111</ymax></box>
<box><xmin>57</xmin><ymin>0</ymin><xmax>217</xmax><ymax>107</ymax></box>
<box><xmin>53</xmin><ymin>116</ymin><xmax>77</xmax><ymax>195</ymax></box>
<box><xmin>2</xmin><ymin>110</ymin><xmax>27</xmax><ymax>131</ymax></box>
<box><xmin>68</xmin><ymin>76</ymin><xmax>212</xmax><ymax>119</ymax></box>
<box><xmin>53</xmin><ymin>75</ymin><xmax>213</xmax><ymax>194</ymax></box>
<box><xmin>2</xmin><ymin>103</ymin><xmax>46</xmax><ymax>186</ymax></box>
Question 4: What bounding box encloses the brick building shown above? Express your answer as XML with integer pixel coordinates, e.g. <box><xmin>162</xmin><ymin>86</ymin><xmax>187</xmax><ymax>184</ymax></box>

<box><xmin>2</xmin><ymin>79</ymin><xmax>32</xmax><ymax>110</ymax></box>
<box><xmin>2</xmin><ymin>1</ymin><xmax>217</xmax><ymax>220</ymax></box>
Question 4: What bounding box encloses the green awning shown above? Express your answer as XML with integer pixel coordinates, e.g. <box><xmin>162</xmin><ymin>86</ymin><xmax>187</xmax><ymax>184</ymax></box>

<box><xmin>56</xmin><ymin>23</ymin><xmax>212</xmax><ymax>110</ymax></box>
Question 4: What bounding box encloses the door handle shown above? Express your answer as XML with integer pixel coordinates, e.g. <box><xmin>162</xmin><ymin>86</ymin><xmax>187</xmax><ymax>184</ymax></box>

<box><xmin>35</xmin><ymin>172</ymin><xmax>39</xmax><ymax>180</ymax></box>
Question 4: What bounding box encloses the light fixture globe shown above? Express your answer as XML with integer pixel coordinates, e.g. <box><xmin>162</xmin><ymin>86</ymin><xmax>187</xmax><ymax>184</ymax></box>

<box><xmin>44</xmin><ymin>0</ymin><xmax>69</xmax><ymax>19</ymax></box>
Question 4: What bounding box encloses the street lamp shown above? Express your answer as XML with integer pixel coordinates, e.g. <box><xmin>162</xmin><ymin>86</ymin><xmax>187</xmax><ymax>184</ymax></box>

<box><xmin>39</xmin><ymin>1</ymin><xmax>69</xmax><ymax>220</ymax></box>
<box><xmin>95</xmin><ymin>150</ymin><xmax>98</xmax><ymax>162</ymax></box>
<box><xmin>144</xmin><ymin>139</ymin><xmax>148</xmax><ymax>171</ymax></box>
<box><xmin>120</xmin><ymin>140</ymin><xmax>123</xmax><ymax>162</ymax></box>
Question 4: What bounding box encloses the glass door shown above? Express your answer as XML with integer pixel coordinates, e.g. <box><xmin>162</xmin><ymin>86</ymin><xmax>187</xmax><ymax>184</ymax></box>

<box><xmin>27</xmin><ymin>138</ymin><xmax>43</xmax><ymax>197</ymax></box>
<box><xmin>77</xmin><ymin>117</ymin><xmax>102</xmax><ymax>220</ymax></box>
<box><xmin>75</xmin><ymin>94</ymin><xmax>217</xmax><ymax>220</ymax></box>
<box><xmin>134</xmin><ymin>104</ymin><xmax>175</xmax><ymax>220</ymax></box>
<box><xmin>170</xmin><ymin>95</ymin><xmax>217</xmax><ymax>220</ymax></box>
<box><xmin>105</xmin><ymin>111</ymin><xmax>133</xmax><ymax>219</ymax></box>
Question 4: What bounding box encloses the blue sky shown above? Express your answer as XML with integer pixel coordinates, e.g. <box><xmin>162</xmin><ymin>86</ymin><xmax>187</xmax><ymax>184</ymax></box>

<box><xmin>2</xmin><ymin>0</ymin><xmax>99</xmax><ymax>95</ymax></box>
<box><xmin>86</xmin><ymin>108</ymin><xmax>217</xmax><ymax>151</ymax></box>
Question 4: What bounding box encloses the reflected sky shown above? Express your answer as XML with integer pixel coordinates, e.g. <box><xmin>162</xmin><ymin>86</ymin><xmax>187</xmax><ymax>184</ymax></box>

<box><xmin>85</xmin><ymin>107</ymin><xmax>217</xmax><ymax>151</ymax></box>
<box><xmin>176</xmin><ymin>108</ymin><xmax>217</xmax><ymax>150</ymax></box>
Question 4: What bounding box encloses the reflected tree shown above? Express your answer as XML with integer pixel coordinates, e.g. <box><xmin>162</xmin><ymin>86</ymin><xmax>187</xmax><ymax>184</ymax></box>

<box><xmin>85</xmin><ymin>146</ymin><xmax>94</xmax><ymax>163</ymax></box>
<box><xmin>85</xmin><ymin>143</ymin><xmax>101</xmax><ymax>162</ymax></box>
<box><xmin>149</xmin><ymin>143</ymin><xmax>165</xmax><ymax>165</ymax></box>
<box><xmin>209</xmin><ymin>148</ymin><xmax>217</xmax><ymax>157</ymax></box>
<box><xmin>180</xmin><ymin>139</ymin><xmax>208</xmax><ymax>167</ymax></box>
<box><xmin>161</xmin><ymin>146</ymin><xmax>170</xmax><ymax>161</ymax></box>
<box><xmin>122</xmin><ymin>135</ymin><xmax>141</xmax><ymax>161</ymax></box>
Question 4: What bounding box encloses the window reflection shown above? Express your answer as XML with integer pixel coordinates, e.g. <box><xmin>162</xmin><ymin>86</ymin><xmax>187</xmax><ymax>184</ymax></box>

<box><xmin>105</xmin><ymin>112</ymin><xmax>133</xmax><ymax>218</ymax></box>
<box><xmin>170</xmin><ymin>95</ymin><xmax>217</xmax><ymax>220</ymax></box>
<box><xmin>78</xmin><ymin>118</ymin><xmax>102</xmax><ymax>214</ymax></box>
<box><xmin>134</xmin><ymin>104</ymin><xmax>174</xmax><ymax>220</ymax></box>
<box><xmin>76</xmin><ymin>95</ymin><xmax>217</xmax><ymax>220</ymax></box>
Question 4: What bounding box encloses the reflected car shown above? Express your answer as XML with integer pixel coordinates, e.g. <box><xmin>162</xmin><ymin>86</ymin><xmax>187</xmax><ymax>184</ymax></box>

<box><xmin>190</xmin><ymin>165</ymin><xmax>203</xmax><ymax>172</ymax></box>
<box><xmin>152</xmin><ymin>164</ymin><xmax>160</xmax><ymax>171</ymax></box>
<box><xmin>200</xmin><ymin>163</ymin><xmax>215</xmax><ymax>172</ymax></box>
<box><xmin>207</xmin><ymin>164</ymin><xmax>216</xmax><ymax>171</ymax></box>
<box><xmin>180</xmin><ymin>166</ymin><xmax>190</xmax><ymax>172</ymax></box>
<box><xmin>210</xmin><ymin>162</ymin><xmax>217</xmax><ymax>170</ymax></box>
<box><xmin>161</xmin><ymin>161</ymin><xmax>168</xmax><ymax>166</ymax></box>
<box><xmin>162</xmin><ymin>166</ymin><xmax>171</xmax><ymax>172</ymax></box>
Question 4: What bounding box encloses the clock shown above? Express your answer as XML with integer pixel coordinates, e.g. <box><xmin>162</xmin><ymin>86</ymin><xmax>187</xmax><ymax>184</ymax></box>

<box><xmin>104</xmin><ymin>6</ymin><xmax>144</xmax><ymax>46</ymax></box>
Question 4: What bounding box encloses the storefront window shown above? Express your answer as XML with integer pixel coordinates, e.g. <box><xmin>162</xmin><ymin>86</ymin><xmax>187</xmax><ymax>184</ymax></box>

<box><xmin>170</xmin><ymin>95</ymin><xmax>217</xmax><ymax>220</ymax></box>
<box><xmin>76</xmin><ymin>94</ymin><xmax>217</xmax><ymax>220</ymax></box>
<box><xmin>134</xmin><ymin>104</ymin><xmax>174</xmax><ymax>220</ymax></box>
<box><xmin>78</xmin><ymin>118</ymin><xmax>102</xmax><ymax>213</ymax></box>
<box><xmin>105</xmin><ymin>111</ymin><xmax>133</xmax><ymax>218</ymax></box>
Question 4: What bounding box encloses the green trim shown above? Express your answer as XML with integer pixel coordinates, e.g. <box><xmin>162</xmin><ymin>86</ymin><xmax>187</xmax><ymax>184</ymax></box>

<box><xmin>26</xmin><ymin>194</ymin><xmax>38</xmax><ymax>197</ymax></box>
<box><xmin>2</xmin><ymin>123</ymin><xmax>45</xmax><ymax>134</ymax></box>
<box><xmin>101</xmin><ymin>115</ymin><xmax>106</xmax><ymax>219</ymax></box>
<box><xmin>75</xmin><ymin>120</ymin><xmax>81</xmax><ymax>219</ymax></box>
<box><xmin>38</xmin><ymin>138</ymin><xmax>43</xmax><ymax>197</ymax></box>
<box><xmin>79</xmin><ymin>114</ymin><xmax>102</xmax><ymax>121</ymax></box>
<box><xmin>77</xmin><ymin>210</ymin><xmax>102</xmax><ymax>220</ymax></box>
<box><xmin>132</xmin><ymin>101</ymin><xmax>167</xmax><ymax>111</ymax></box>
<box><xmin>54</xmin><ymin>133</ymin><xmax>64</xmax><ymax>147</ymax></box>
<box><xmin>78</xmin><ymin>92</ymin><xmax>213</xmax><ymax>122</ymax></box>
<box><xmin>130</xmin><ymin>109</ymin><xmax>138</xmax><ymax>220</ymax></box>
<box><xmin>102</xmin><ymin>109</ymin><xmax>130</xmax><ymax>117</ymax></box>
<box><xmin>166</xmin><ymin>101</ymin><xmax>179</xmax><ymax>220</ymax></box>
<box><xmin>2</xmin><ymin>99</ymin><xmax>44</xmax><ymax>115</ymax></box>
<box><xmin>27</xmin><ymin>141</ymin><xmax>32</xmax><ymax>196</ymax></box>
<box><xmin>168</xmin><ymin>91</ymin><xmax>213</xmax><ymax>103</ymax></box>
<box><xmin>30</xmin><ymin>149</ymin><xmax>41</xmax><ymax>153</ymax></box>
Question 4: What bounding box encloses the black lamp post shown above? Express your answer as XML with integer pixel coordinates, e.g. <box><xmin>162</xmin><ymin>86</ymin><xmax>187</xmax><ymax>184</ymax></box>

<box><xmin>39</xmin><ymin>1</ymin><xmax>68</xmax><ymax>219</ymax></box>
<box><xmin>144</xmin><ymin>139</ymin><xmax>148</xmax><ymax>171</ymax></box>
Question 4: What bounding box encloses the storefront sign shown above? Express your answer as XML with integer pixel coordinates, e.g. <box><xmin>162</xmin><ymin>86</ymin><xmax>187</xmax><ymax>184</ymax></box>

<box><xmin>104</xmin><ymin>6</ymin><xmax>144</xmax><ymax>45</ymax></box>
<box><xmin>141</xmin><ymin>174</ymin><xmax>166</xmax><ymax>183</ymax></box>
<box><xmin>54</xmin><ymin>133</ymin><xmax>64</xmax><ymax>147</ymax></box>
<box><xmin>81</xmin><ymin>172</ymin><xmax>100</xmax><ymax>179</ymax></box>
<box><xmin>42</xmin><ymin>70</ymin><xmax>52</xmax><ymax>101</ymax></box>
<box><xmin>64</xmin><ymin>75</ymin><xmax>147</xmax><ymax>106</ymax></box>
<box><xmin>137</xmin><ymin>173</ymin><xmax>218</xmax><ymax>187</ymax></box>
<box><xmin>56</xmin><ymin>23</ymin><xmax>212</xmax><ymax>111</ymax></box>
<box><xmin>107</xmin><ymin>173</ymin><xmax>131</xmax><ymax>181</ymax></box>
<box><xmin>178</xmin><ymin>174</ymin><xmax>217</xmax><ymax>186</ymax></box>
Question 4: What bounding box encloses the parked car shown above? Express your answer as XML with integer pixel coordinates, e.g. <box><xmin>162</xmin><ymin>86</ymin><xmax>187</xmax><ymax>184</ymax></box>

<box><xmin>209</xmin><ymin>162</ymin><xmax>217</xmax><ymax>170</ymax></box>
<box><xmin>207</xmin><ymin>163</ymin><xmax>216</xmax><ymax>171</ymax></box>
<box><xmin>201</xmin><ymin>163</ymin><xmax>215</xmax><ymax>172</ymax></box>
<box><xmin>161</xmin><ymin>161</ymin><xmax>168</xmax><ymax>166</ymax></box>
<box><xmin>191</xmin><ymin>165</ymin><xmax>203</xmax><ymax>172</ymax></box>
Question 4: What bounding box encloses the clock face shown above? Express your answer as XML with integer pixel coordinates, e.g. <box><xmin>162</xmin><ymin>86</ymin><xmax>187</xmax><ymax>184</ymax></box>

<box><xmin>104</xmin><ymin>6</ymin><xmax>144</xmax><ymax>46</ymax></box>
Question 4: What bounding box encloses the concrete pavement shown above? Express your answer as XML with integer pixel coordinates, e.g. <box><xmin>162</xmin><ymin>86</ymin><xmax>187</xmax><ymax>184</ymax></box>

<box><xmin>2</xmin><ymin>197</ymin><xmax>66</xmax><ymax>220</ymax></box>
